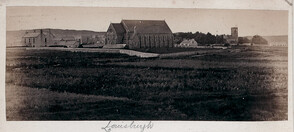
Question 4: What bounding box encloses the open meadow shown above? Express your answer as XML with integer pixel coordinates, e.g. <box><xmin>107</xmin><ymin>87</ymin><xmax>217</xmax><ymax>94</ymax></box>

<box><xmin>6</xmin><ymin>46</ymin><xmax>288</xmax><ymax>120</ymax></box>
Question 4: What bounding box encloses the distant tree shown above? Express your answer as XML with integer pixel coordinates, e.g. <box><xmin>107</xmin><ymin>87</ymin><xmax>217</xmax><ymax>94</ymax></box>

<box><xmin>217</xmin><ymin>35</ymin><xmax>225</xmax><ymax>44</ymax></box>
<box><xmin>252</xmin><ymin>35</ymin><xmax>268</xmax><ymax>44</ymax></box>
<box><xmin>244</xmin><ymin>37</ymin><xmax>251</xmax><ymax>43</ymax></box>
<box><xmin>206</xmin><ymin>32</ymin><xmax>214</xmax><ymax>44</ymax></box>
<box><xmin>173</xmin><ymin>31</ymin><xmax>226</xmax><ymax>45</ymax></box>
<box><xmin>238</xmin><ymin>37</ymin><xmax>251</xmax><ymax>44</ymax></box>
<box><xmin>174</xmin><ymin>37</ymin><xmax>183</xmax><ymax>44</ymax></box>
<box><xmin>238</xmin><ymin>37</ymin><xmax>244</xmax><ymax>44</ymax></box>
<box><xmin>173</xmin><ymin>33</ymin><xmax>184</xmax><ymax>44</ymax></box>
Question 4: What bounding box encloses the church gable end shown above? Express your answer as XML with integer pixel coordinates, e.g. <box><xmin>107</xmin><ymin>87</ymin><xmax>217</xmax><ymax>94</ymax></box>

<box><xmin>106</xmin><ymin>23</ymin><xmax>125</xmax><ymax>44</ymax></box>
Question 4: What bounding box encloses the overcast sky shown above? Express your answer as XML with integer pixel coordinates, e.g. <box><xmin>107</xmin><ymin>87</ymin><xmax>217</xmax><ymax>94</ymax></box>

<box><xmin>6</xmin><ymin>7</ymin><xmax>288</xmax><ymax>36</ymax></box>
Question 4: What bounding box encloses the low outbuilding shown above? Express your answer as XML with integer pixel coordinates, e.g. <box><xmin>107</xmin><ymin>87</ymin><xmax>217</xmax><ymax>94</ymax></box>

<box><xmin>176</xmin><ymin>39</ymin><xmax>198</xmax><ymax>48</ymax></box>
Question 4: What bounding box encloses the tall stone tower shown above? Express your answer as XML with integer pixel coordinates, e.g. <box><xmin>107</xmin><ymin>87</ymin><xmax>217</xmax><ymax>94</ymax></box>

<box><xmin>231</xmin><ymin>27</ymin><xmax>238</xmax><ymax>39</ymax></box>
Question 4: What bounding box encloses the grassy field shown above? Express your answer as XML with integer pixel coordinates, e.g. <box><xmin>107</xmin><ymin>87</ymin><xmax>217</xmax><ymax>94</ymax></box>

<box><xmin>133</xmin><ymin>47</ymin><xmax>215</xmax><ymax>54</ymax></box>
<box><xmin>6</xmin><ymin>46</ymin><xmax>288</xmax><ymax>120</ymax></box>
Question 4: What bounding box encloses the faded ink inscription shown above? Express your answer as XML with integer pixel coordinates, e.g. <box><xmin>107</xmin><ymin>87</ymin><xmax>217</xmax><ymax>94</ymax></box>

<box><xmin>102</xmin><ymin>121</ymin><xmax>154</xmax><ymax>132</ymax></box>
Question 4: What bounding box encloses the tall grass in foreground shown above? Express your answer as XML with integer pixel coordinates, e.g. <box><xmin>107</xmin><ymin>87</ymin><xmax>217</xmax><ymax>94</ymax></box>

<box><xmin>5</xmin><ymin>47</ymin><xmax>288</xmax><ymax>120</ymax></box>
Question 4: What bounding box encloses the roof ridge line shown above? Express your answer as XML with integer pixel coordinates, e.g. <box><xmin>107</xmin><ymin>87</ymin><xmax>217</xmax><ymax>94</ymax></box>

<box><xmin>121</xmin><ymin>19</ymin><xmax>165</xmax><ymax>21</ymax></box>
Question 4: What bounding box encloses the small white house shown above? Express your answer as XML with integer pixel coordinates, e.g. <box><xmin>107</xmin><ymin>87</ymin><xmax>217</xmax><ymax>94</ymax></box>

<box><xmin>177</xmin><ymin>39</ymin><xmax>198</xmax><ymax>48</ymax></box>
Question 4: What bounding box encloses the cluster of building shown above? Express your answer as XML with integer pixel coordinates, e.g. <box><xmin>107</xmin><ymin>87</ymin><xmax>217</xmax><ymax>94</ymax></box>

<box><xmin>20</xmin><ymin>20</ymin><xmax>174</xmax><ymax>49</ymax></box>
<box><xmin>22</xmin><ymin>29</ymin><xmax>105</xmax><ymax>48</ymax></box>
<box><xmin>17</xmin><ymin>20</ymin><xmax>287</xmax><ymax>49</ymax></box>
<box><xmin>175</xmin><ymin>27</ymin><xmax>239</xmax><ymax>48</ymax></box>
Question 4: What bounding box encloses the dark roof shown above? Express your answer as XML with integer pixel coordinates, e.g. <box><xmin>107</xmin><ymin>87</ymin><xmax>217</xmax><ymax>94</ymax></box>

<box><xmin>23</xmin><ymin>33</ymin><xmax>40</xmax><ymax>38</ymax></box>
<box><xmin>111</xmin><ymin>23</ymin><xmax>125</xmax><ymax>34</ymax></box>
<box><xmin>121</xmin><ymin>20</ymin><xmax>172</xmax><ymax>34</ymax></box>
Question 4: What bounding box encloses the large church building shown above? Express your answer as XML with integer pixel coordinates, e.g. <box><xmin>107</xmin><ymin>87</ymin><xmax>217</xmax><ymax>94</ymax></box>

<box><xmin>106</xmin><ymin>20</ymin><xmax>174</xmax><ymax>49</ymax></box>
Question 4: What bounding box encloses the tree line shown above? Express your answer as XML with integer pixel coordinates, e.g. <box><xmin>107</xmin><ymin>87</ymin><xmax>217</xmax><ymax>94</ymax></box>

<box><xmin>174</xmin><ymin>32</ymin><xmax>268</xmax><ymax>45</ymax></box>
<box><xmin>174</xmin><ymin>32</ymin><xmax>225</xmax><ymax>45</ymax></box>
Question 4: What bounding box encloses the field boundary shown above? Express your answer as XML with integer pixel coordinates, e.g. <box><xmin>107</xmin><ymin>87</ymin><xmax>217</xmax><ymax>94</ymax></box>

<box><xmin>25</xmin><ymin>47</ymin><xmax>160</xmax><ymax>58</ymax></box>
<box><xmin>24</xmin><ymin>47</ymin><xmax>227</xmax><ymax>58</ymax></box>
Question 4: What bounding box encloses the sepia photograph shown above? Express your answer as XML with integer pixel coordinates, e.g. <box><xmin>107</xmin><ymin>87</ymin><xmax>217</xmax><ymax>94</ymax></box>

<box><xmin>4</xmin><ymin>6</ymin><xmax>290</xmax><ymax>121</ymax></box>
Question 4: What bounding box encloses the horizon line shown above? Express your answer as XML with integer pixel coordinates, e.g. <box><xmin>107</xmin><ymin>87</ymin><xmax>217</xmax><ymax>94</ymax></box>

<box><xmin>6</xmin><ymin>28</ymin><xmax>288</xmax><ymax>37</ymax></box>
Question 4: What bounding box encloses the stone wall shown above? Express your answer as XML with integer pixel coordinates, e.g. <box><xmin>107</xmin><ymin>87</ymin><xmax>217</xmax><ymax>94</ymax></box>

<box><xmin>128</xmin><ymin>34</ymin><xmax>174</xmax><ymax>49</ymax></box>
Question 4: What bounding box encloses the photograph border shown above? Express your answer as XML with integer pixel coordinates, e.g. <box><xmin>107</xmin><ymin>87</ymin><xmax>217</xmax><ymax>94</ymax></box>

<box><xmin>0</xmin><ymin>0</ymin><xmax>293</xmax><ymax>132</ymax></box>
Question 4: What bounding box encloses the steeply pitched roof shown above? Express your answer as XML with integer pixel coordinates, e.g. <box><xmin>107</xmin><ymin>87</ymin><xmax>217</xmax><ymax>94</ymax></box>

<box><xmin>121</xmin><ymin>20</ymin><xmax>172</xmax><ymax>34</ymax></box>
<box><xmin>23</xmin><ymin>33</ymin><xmax>40</xmax><ymax>38</ymax></box>
<box><xmin>111</xmin><ymin>23</ymin><xmax>125</xmax><ymax>34</ymax></box>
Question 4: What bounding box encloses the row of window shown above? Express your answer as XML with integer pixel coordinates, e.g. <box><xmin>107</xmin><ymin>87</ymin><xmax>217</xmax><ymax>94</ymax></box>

<box><xmin>25</xmin><ymin>38</ymin><xmax>47</xmax><ymax>44</ymax></box>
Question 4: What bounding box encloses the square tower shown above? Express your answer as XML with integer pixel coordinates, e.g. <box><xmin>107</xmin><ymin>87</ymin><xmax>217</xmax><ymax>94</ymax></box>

<box><xmin>231</xmin><ymin>27</ymin><xmax>238</xmax><ymax>39</ymax></box>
